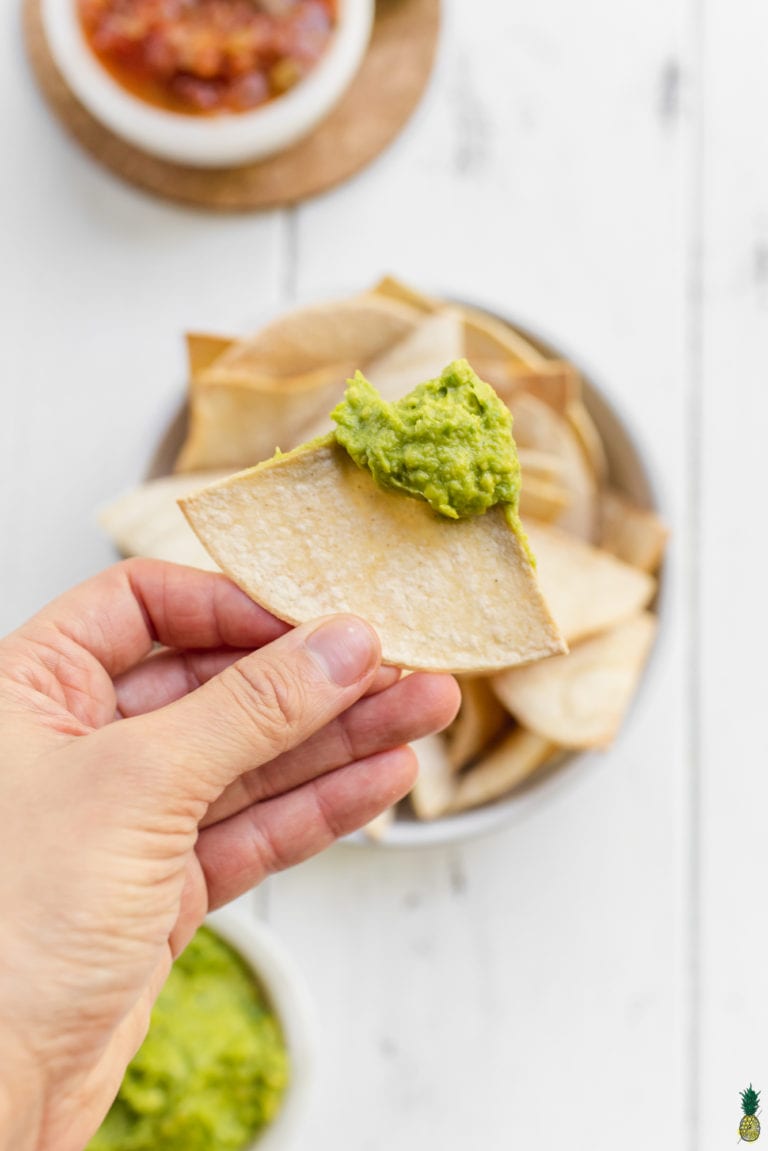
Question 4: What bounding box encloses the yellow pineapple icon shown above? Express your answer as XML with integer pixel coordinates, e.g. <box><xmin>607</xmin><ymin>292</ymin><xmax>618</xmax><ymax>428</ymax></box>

<box><xmin>740</xmin><ymin>1085</ymin><xmax>761</xmax><ymax>1142</ymax></box>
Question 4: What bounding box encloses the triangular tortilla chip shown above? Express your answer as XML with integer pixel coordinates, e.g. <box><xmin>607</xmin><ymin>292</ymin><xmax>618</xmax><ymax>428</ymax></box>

<box><xmin>175</xmin><ymin>364</ymin><xmax>353</xmax><ymax>473</ymax></box>
<box><xmin>363</xmin><ymin>806</ymin><xmax>396</xmax><ymax>841</ymax></box>
<box><xmin>525</xmin><ymin>521</ymin><xmax>656</xmax><ymax>643</ymax></box>
<box><xmin>599</xmin><ymin>490</ymin><xmax>668</xmax><ymax>574</ymax></box>
<box><xmin>371</xmin><ymin>275</ymin><xmax>439</xmax><ymax>314</ymax></box>
<box><xmin>472</xmin><ymin>358</ymin><xmax>580</xmax><ymax>413</ymax></box>
<box><xmin>567</xmin><ymin>399</ymin><xmax>608</xmax><ymax>484</ymax></box>
<box><xmin>491</xmin><ymin>612</ymin><xmax>657</xmax><ymax>748</ymax></box>
<box><xmin>176</xmin><ymin>295</ymin><xmax>423</xmax><ymax>472</ymax></box>
<box><xmin>449</xmin><ymin>727</ymin><xmax>558</xmax><ymax>813</ymax></box>
<box><xmin>186</xmin><ymin>333</ymin><xmax>235</xmax><ymax>381</ymax></box>
<box><xmin>444</xmin><ymin>676</ymin><xmax>509</xmax><ymax>772</ymax></box>
<box><xmin>511</xmin><ymin>392</ymin><xmax>598</xmax><ymax>541</ymax></box>
<box><xmin>519</xmin><ymin>476</ymin><xmax>571</xmax><ymax>522</ymax></box>
<box><xmin>460</xmin><ymin>305</ymin><xmax>548</xmax><ymax>369</ymax></box>
<box><xmin>180</xmin><ymin>440</ymin><xmax>566</xmax><ymax>673</ymax></box>
<box><xmin>100</xmin><ymin>472</ymin><xmax>229</xmax><ymax>569</ymax></box>
<box><xmin>517</xmin><ymin>448</ymin><xmax>565</xmax><ymax>485</ymax></box>
<box><xmin>208</xmin><ymin>293</ymin><xmax>421</xmax><ymax>379</ymax></box>
<box><xmin>410</xmin><ymin>734</ymin><xmax>456</xmax><ymax>820</ymax></box>
<box><xmin>293</xmin><ymin>311</ymin><xmax>466</xmax><ymax>444</ymax></box>
<box><xmin>364</xmin><ymin>310</ymin><xmax>465</xmax><ymax>401</ymax></box>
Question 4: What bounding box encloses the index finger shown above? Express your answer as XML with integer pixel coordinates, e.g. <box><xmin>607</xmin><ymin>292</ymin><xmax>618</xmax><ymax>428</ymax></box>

<box><xmin>16</xmin><ymin>559</ymin><xmax>289</xmax><ymax>678</ymax></box>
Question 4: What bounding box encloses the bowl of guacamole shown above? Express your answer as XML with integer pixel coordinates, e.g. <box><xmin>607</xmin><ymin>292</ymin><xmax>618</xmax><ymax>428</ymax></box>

<box><xmin>87</xmin><ymin>909</ymin><xmax>315</xmax><ymax>1151</ymax></box>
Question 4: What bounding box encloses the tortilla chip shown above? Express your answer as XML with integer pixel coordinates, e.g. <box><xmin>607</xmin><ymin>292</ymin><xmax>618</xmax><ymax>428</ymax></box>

<box><xmin>517</xmin><ymin>448</ymin><xmax>565</xmax><ymax>485</ymax></box>
<box><xmin>473</xmin><ymin>358</ymin><xmax>580</xmax><ymax>413</ymax></box>
<box><xmin>180</xmin><ymin>439</ymin><xmax>566</xmax><ymax>673</ymax></box>
<box><xmin>599</xmin><ymin>490</ymin><xmax>668</xmax><ymax>573</ymax></box>
<box><xmin>371</xmin><ymin>275</ymin><xmax>439</xmax><ymax>314</ymax></box>
<box><xmin>294</xmin><ymin>311</ymin><xmax>466</xmax><ymax>444</ymax></box>
<box><xmin>519</xmin><ymin>475</ymin><xmax>571</xmax><ymax>522</ymax></box>
<box><xmin>460</xmin><ymin>305</ymin><xmax>548</xmax><ymax>368</ymax></box>
<box><xmin>410</xmin><ymin>734</ymin><xmax>456</xmax><ymax>820</ymax></box>
<box><xmin>175</xmin><ymin>363</ymin><xmax>353</xmax><ymax>473</ymax></box>
<box><xmin>567</xmin><ymin>399</ymin><xmax>608</xmax><ymax>484</ymax></box>
<box><xmin>492</xmin><ymin>612</ymin><xmax>657</xmax><ymax>748</ymax></box>
<box><xmin>208</xmin><ymin>293</ymin><xmax>421</xmax><ymax>379</ymax></box>
<box><xmin>444</xmin><ymin>676</ymin><xmax>509</xmax><ymax>772</ymax></box>
<box><xmin>510</xmin><ymin>393</ymin><xmax>598</xmax><ymax>541</ymax></box>
<box><xmin>525</xmin><ymin>521</ymin><xmax>656</xmax><ymax>644</ymax></box>
<box><xmin>449</xmin><ymin>727</ymin><xmax>558</xmax><ymax>812</ymax></box>
<box><xmin>176</xmin><ymin>294</ymin><xmax>424</xmax><ymax>472</ymax></box>
<box><xmin>363</xmin><ymin>807</ymin><xmax>395</xmax><ymax>842</ymax></box>
<box><xmin>186</xmin><ymin>333</ymin><xmax>235</xmax><ymax>381</ymax></box>
<box><xmin>100</xmin><ymin>472</ymin><xmax>229</xmax><ymax>569</ymax></box>
<box><xmin>364</xmin><ymin>310</ymin><xmax>465</xmax><ymax>401</ymax></box>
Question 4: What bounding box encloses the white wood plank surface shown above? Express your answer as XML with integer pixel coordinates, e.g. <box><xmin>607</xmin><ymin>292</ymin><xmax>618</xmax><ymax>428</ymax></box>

<box><xmin>271</xmin><ymin>2</ymin><xmax>693</xmax><ymax>1148</ymax></box>
<box><xmin>0</xmin><ymin>18</ymin><xmax>289</xmax><ymax>633</ymax></box>
<box><xmin>697</xmin><ymin>0</ymin><xmax>768</xmax><ymax>1146</ymax></box>
<box><xmin>3</xmin><ymin>0</ymin><xmax>758</xmax><ymax>1146</ymax></box>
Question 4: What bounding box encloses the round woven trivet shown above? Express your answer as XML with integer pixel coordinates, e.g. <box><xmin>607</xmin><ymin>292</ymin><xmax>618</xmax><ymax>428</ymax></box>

<box><xmin>22</xmin><ymin>0</ymin><xmax>440</xmax><ymax>211</ymax></box>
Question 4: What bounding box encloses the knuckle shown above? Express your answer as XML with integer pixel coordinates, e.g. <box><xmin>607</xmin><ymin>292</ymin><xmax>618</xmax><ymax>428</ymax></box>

<box><xmin>311</xmin><ymin>780</ymin><xmax>347</xmax><ymax>843</ymax></box>
<box><xmin>245</xmin><ymin>809</ymin><xmax>293</xmax><ymax>877</ymax></box>
<box><xmin>224</xmin><ymin>657</ymin><xmax>306</xmax><ymax>759</ymax></box>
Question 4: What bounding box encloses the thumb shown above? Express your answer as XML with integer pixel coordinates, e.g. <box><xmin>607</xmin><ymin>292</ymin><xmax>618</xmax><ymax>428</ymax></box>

<box><xmin>102</xmin><ymin>615</ymin><xmax>381</xmax><ymax>798</ymax></box>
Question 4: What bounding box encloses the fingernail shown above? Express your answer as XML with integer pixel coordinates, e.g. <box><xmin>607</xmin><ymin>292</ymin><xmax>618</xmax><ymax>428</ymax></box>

<box><xmin>306</xmin><ymin>617</ymin><xmax>379</xmax><ymax>686</ymax></box>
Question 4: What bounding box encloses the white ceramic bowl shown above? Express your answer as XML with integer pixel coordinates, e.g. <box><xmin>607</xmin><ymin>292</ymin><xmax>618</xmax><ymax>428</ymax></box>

<box><xmin>141</xmin><ymin>296</ymin><xmax>666</xmax><ymax>851</ymax></box>
<box><xmin>41</xmin><ymin>0</ymin><xmax>374</xmax><ymax>168</ymax></box>
<box><xmin>204</xmin><ymin>907</ymin><xmax>316</xmax><ymax>1149</ymax></box>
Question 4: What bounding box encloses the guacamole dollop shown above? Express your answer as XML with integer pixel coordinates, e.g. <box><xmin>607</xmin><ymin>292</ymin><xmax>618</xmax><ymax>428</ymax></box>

<box><xmin>332</xmin><ymin>359</ymin><xmax>523</xmax><ymax>526</ymax></box>
<box><xmin>87</xmin><ymin>927</ymin><xmax>289</xmax><ymax>1151</ymax></box>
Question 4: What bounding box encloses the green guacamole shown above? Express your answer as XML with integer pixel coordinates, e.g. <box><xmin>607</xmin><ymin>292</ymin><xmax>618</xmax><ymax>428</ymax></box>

<box><xmin>332</xmin><ymin>359</ymin><xmax>523</xmax><ymax>530</ymax></box>
<box><xmin>87</xmin><ymin>927</ymin><xmax>289</xmax><ymax>1151</ymax></box>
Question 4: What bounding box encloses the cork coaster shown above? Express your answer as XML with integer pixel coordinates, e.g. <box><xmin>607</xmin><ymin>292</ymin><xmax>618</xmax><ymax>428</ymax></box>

<box><xmin>23</xmin><ymin>0</ymin><xmax>440</xmax><ymax>212</ymax></box>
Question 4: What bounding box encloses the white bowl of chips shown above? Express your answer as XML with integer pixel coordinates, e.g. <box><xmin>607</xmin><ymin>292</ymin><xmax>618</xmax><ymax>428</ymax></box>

<box><xmin>41</xmin><ymin>0</ymin><xmax>374</xmax><ymax>168</ymax></box>
<box><xmin>100</xmin><ymin>280</ymin><xmax>667</xmax><ymax>846</ymax></box>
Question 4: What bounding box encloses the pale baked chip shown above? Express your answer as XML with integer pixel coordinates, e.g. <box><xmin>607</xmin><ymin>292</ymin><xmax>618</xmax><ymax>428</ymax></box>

<box><xmin>444</xmin><ymin>676</ymin><xmax>509</xmax><ymax>773</ymax></box>
<box><xmin>519</xmin><ymin>476</ymin><xmax>571</xmax><ymax>523</ymax></box>
<box><xmin>567</xmin><ymin>398</ymin><xmax>608</xmax><ymax>484</ymax></box>
<box><xmin>295</xmin><ymin>311</ymin><xmax>465</xmax><ymax>443</ymax></box>
<box><xmin>176</xmin><ymin>294</ymin><xmax>423</xmax><ymax>472</ymax></box>
<box><xmin>473</xmin><ymin>358</ymin><xmax>580</xmax><ymax>414</ymax></box>
<box><xmin>525</xmin><ymin>521</ymin><xmax>656</xmax><ymax>644</ymax></box>
<box><xmin>449</xmin><ymin>727</ymin><xmax>558</xmax><ymax>813</ymax></box>
<box><xmin>206</xmin><ymin>292</ymin><xmax>421</xmax><ymax>379</ymax></box>
<box><xmin>599</xmin><ymin>490</ymin><xmax>668</xmax><ymax>574</ymax></box>
<box><xmin>460</xmin><ymin>305</ymin><xmax>548</xmax><ymax>368</ymax></box>
<box><xmin>175</xmin><ymin>363</ymin><xmax>352</xmax><ymax>473</ymax></box>
<box><xmin>180</xmin><ymin>438</ymin><xmax>566</xmax><ymax>674</ymax></box>
<box><xmin>186</xmin><ymin>333</ymin><xmax>235</xmax><ymax>381</ymax></box>
<box><xmin>363</xmin><ymin>807</ymin><xmax>396</xmax><ymax>842</ymax></box>
<box><xmin>510</xmin><ymin>392</ymin><xmax>598</xmax><ymax>541</ymax></box>
<box><xmin>100</xmin><ymin>472</ymin><xmax>229</xmax><ymax>569</ymax></box>
<box><xmin>517</xmin><ymin>448</ymin><xmax>565</xmax><ymax>485</ymax></box>
<box><xmin>491</xmin><ymin>612</ymin><xmax>657</xmax><ymax>749</ymax></box>
<box><xmin>363</xmin><ymin>310</ymin><xmax>465</xmax><ymax>402</ymax></box>
<box><xmin>410</xmin><ymin>734</ymin><xmax>456</xmax><ymax>821</ymax></box>
<box><xmin>371</xmin><ymin>275</ymin><xmax>439</xmax><ymax>314</ymax></box>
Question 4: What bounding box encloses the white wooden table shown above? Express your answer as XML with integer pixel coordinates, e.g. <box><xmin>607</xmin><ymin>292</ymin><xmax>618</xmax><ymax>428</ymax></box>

<box><xmin>2</xmin><ymin>2</ymin><xmax>766</xmax><ymax>1148</ymax></box>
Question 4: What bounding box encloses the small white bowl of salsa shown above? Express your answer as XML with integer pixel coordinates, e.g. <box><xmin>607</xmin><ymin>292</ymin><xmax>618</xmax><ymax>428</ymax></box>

<box><xmin>41</xmin><ymin>0</ymin><xmax>374</xmax><ymax>168</ymax></box>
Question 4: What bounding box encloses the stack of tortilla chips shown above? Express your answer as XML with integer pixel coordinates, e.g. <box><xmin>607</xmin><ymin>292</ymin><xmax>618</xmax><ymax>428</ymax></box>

<box><xmin>101</xmin><ymin>279</ymin><xmax>666</xmax><ymax>832</ymax></box>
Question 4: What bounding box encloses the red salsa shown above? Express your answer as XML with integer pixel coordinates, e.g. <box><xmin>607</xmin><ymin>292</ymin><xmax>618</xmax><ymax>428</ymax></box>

<box><xmin>77</xmin><ymin>0</ymin><xmax>338</xmax><ymax>116</ymax></box>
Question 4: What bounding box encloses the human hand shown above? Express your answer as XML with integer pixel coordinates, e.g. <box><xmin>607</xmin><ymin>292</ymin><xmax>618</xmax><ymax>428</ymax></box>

<box><xmin>0</xmin><ymin>560</ymin><xmax>459</xmax><ymax>1151</ymax></box>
